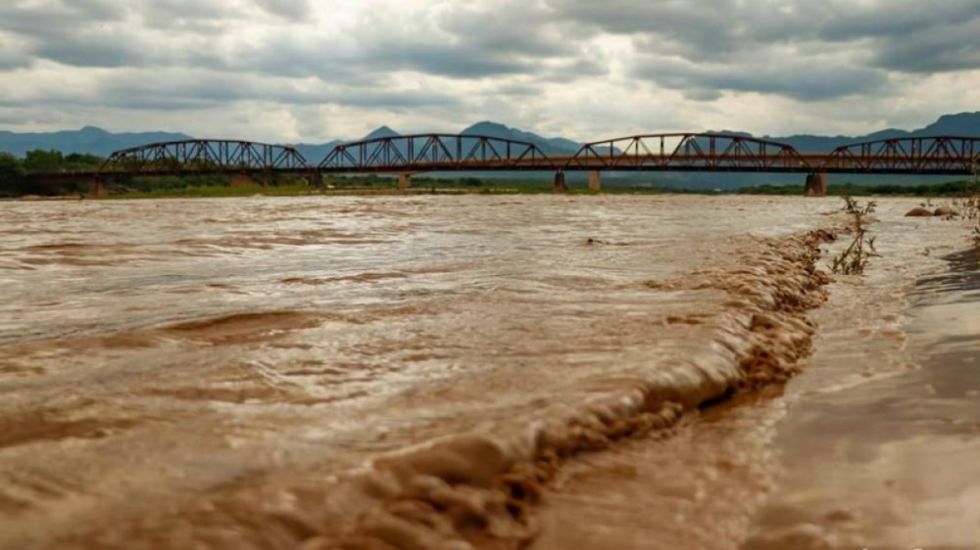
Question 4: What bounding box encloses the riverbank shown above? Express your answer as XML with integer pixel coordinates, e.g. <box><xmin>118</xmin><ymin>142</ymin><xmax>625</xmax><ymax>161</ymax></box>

<box><xmin>743</xmin><ymin>246</ymin><xmax>980</xmax><ymax>549</ymax></box>
<box><xmin>4</xmin><ymin>184</ymin><xmax>585</xmax><ymax>200</ymax></box>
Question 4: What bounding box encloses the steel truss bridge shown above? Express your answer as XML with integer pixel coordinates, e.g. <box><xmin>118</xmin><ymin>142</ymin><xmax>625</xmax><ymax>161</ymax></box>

<box><xmin>32</xmin><ymin>133</ymin><xmax>980</xmax><ymax>195</ymax></box>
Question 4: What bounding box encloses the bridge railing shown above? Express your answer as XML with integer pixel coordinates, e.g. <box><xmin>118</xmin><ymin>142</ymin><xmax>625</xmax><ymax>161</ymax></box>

<box><xmin>319</xmin><ymin>134</ymin><xmax>555</xmax><ymax>172</ymax></box>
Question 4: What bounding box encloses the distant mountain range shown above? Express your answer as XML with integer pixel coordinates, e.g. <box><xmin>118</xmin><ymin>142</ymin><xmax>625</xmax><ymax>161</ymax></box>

<box><xmin>3</xmin><ymin>112</ymin><xmax>977</xmax><ymax>160</ymax></box>
<box><xmin>0</xmin><ymin>126</ymin><xmax>192</xmax><ymax>158</ymax></box>
<box><xmin>457</xmin><ymin>121</ymin><xmax>584</xmax><ymax>155</ymax></box>
<box><xmin>754</xmin><ymin>112</ymin><xmax>980</xmax><ymax>154</ymax></box>
<box><xmin>2</xmin><ymin>113</ymin><xmax>977</xmax><ymax>188</ymax></box>
<box><xmin>283</xmin><ymin>122</ymin><xmax>582</xmax><ymax>162</ymax></box>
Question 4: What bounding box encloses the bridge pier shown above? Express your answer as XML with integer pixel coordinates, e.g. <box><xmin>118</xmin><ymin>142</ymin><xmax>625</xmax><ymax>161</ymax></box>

<box><xmin>85</xmin><ymin>178</ymin><xmax>107</xmax><ymax>198</ymax></box>
<box><xmin>553</xmin><ymin>171</ymin><xmax>568</xmax><ymax>193</ymax></box>
<box><xmin>306</xmin><ymin>171</ymin><xmax>323</xmax><ymax>188</ymax></box>
<box><xmin>398</xmin><ymin>173</ymin><xmax>412</xmax><ymax>190</ymax></box>
<box><xmin>805</xmin><ymin>173</ymin><xmax>828</xmax><ymax>197</ymax></box>
<box><xmin>588</xmin><ymin>170</ymin><xmax>602</xmax><ymax>192</ymax></box>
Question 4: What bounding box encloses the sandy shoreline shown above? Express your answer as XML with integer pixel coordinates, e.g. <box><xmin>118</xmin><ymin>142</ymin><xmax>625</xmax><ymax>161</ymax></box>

<box><xmin>742</xmin><ymin>247</ymin><xmax>980</xmax><ymax>549</ymax></box>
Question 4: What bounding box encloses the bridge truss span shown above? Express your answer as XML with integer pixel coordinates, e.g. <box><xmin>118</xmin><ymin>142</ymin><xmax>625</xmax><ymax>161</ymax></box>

<box><xmin>567</xmin><ymin>133</ymin><xmax>809</xmax><ymax>172</ymax></box>
<box><xmin>819</xmin><ymin>136</ymin><xmax>980</xmax><ymax>175</ymax></box>
<box><xmin>37</xmin><ymin>132</ymin><xmax>980</xmax><ymax>198</ymax></box>
<box><xmin>318</xmin><ymin>134</ymin><xmax>555</xmax><ymax>172</ymax></box>
<box><xmin>98</xmin><ymin>139</ymin><xmax>311</xmax><ymax>176</ymax></box>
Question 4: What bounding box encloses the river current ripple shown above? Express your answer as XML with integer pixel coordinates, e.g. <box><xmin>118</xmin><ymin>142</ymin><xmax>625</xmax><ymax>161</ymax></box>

<box><xmin>0</xmin><ymin>194</ymin><xmax>974</xmax><ymax>549</ymax></box>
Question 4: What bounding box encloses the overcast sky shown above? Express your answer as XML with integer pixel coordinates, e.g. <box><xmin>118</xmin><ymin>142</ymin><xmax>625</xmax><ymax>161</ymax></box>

<box><xmin>1</xmin><ymin>0</ymin><xmax>978</xmax><ymax>142</ymax></box>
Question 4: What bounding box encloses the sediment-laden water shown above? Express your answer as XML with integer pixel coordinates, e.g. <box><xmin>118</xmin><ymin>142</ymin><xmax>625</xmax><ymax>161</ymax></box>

<box><xmin>0</xmin><ymin>195</ymin><xmax>975</xmax><ymax>549</ymax></box>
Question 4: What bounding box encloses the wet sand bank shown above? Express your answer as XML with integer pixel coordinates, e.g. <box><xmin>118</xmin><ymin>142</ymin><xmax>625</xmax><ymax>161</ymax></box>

<box><xmin>743</xmin><ymin>247</ymin><xmax>980</xmax><ymax>550</ymax></box>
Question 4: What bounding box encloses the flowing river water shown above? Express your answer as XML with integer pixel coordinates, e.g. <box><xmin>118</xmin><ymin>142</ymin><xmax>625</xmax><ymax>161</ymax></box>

<box><xmin>0</xmin><ymin>195</ymin><xmax>976</xmax><ymax>549</ymax></box>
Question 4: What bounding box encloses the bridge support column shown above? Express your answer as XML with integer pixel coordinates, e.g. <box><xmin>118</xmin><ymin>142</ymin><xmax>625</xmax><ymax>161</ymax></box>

<box><xmin>79</xmin><ymin>176</ymin><xmax>109</xmax><ymax>199</ymax></box>
<box><xmin>805</xmin><ymin>172</ymin><xmax>828</xmax><ymax>197</ymax></box>
<box><xmin>86</xmin><ymin>178</ymin><xmax>107</xmax><ymax>198</ymax></box>
<box><xmin>306</xmin><ymin>171</ymin><xmax>323</xmax><ymax>188</ymax></box>
<box><xmin>588</xmin><ymin>170</ymin><xmax>602</xmax><ymax>192</ymax></box>
<box><xmin>553</xmin><ymin>171</ymin><xmax>567</xmax><ymax>194</ymax></box>
<box><xmin>398</xmin><ymin>173</ymin><xmax>412</xmax><ymax>190</ymax></box>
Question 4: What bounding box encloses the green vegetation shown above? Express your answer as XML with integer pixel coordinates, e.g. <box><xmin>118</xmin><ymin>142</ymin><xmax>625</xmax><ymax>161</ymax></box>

<box><xmin>116</xmin><ymin>183</ymin><xmax>323</xmax><ymax>199</ymax></box>
<box><xmin>0</xmin><ymin>150</ymin><xmax>104</xmax><ymax>197</ymax></box>
<box><xmin>324</xmin><ymin>175</ymin><xmax>554</xmax><ymax>193</ymax></box>
<box><xmin>739</xmin><ymin>180</ymin><xmax>980</xmax><ymax>197</ymax></box>
<box><xmin>831</xmin><ymin>194</ymin><xmax>879</xmax><ymax>275</ymax></box>
<box><xmin>22</xmin><ymin>150</ymin><xmax>101</xmax><ymax>173</ymax></box>
<box><xmin>18</xmin><ymin>150</ymin><xmax>103</xmax><ymax>174</ymax></box>
<box><xmin>113</xmin><ymin>177</ymin><xmax>558</xmax><ymax>199</ymax></box>
<box><xmin>0</xmin><ymin>152</ymin><xmax>27</xmax><ymax>197</ymax></box>
<box><xmin>104</xmin><ymin>177</ymin><xmax>980</xmax><ymax>200</ymax></box>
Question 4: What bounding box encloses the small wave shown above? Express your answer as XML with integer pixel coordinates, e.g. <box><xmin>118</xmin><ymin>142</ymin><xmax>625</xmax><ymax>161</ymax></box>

<box><xmin>21</xmin><ymin>242</ymin><xmax>94</xmax><ymax>251</ymax></box>
<box><xmin>310</xmin><ymin>229</ymin><xmax>838</xmax><ymax>548</ymax></box>
<box><xmin>160</xmin><ymin>311</ymin><xmax>325</xmax><ymax>345</ymax></box>
<box><xmin>281</xmin><ymin>272</ymin><xmax>408</xmax><ymax>286</ymax></box>
<box><xmin>0</xmin><ymin>401</ymin><xmax>141</xmax><ymax>450</ymax></box>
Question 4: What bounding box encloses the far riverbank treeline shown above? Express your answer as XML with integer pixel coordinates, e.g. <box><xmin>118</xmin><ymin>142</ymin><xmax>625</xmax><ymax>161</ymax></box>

<box><xmin>735</xmin><ymin>180</ymin><xmax>980</xmax><ymax>197</ymax></box>
<box><xmin>0</xmin><ymin>150</ymin><xmax>250</xmax><ymax>197</ymax></box>
<box><xmin>0</xmin><ymin>150</ymin><xmax>104</xmax><ymax>195</ymax></box>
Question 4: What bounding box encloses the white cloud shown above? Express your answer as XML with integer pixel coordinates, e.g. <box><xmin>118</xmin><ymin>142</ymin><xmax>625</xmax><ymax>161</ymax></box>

<box><xmin>0</xmin><ymin>0</ymin><xmax>978</xmax><ymax>141</ymax></box>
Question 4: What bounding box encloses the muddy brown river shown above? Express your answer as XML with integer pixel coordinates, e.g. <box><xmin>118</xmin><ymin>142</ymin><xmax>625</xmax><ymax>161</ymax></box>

<box><xmin>0</xmin><ymin>195</ymin><xmax>977</xmax><ymax>549</ymax></box>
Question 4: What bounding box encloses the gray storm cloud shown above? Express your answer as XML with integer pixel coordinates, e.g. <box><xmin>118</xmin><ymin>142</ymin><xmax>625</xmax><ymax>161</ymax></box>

<box><xmin>0</xmin><ymin>0</ymin><xmax>977</xmax><ymax>140</ymax></box>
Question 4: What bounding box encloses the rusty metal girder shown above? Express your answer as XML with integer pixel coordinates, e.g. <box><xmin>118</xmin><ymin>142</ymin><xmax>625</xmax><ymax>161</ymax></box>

<box><xmin>567</xmin><ymin>133</ymin><xmax>808</xmax><ymax>172</ymax></box>
<box><xmin>99</xmin><ymin>139</ymin><xmax>311</xmax><ymax>175</ymax></box>
<box><xmin>819</xmin><ymin>136</ymin><xmax>980</xmax><ymax>174</ymax></box>
<box><xmin>319</xmin><ymin>134</ymin><xmax>555</xmax><ymax>172</ymax></box>
<box><xmin>46</xmin><ymin>134</ymin><xmax>980</xmax><ymax>180</ymax></box>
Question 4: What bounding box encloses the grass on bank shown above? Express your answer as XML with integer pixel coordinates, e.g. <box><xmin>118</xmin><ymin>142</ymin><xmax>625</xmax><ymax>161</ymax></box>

<box><xmin>96</xmin><ymin>175</ymin><xmax>620</xmax><ymax>199</ymax></box>
<box><xmin>5</xmin><ymin>167</ymin><xmax>980</xmax><ymax>199</ymax></box>
<box><xmin>110</xmin><ymin>178</ymin><xmax>980</xmax><ymax>200</ymax></box>
<box><xmin>117</xmin><ymin>183</ymin><xmax>327</xmax><ymax>199</ymax></box>
<box><xmin>831</xmin><ymin>195</ymin><xmax>879</xmax><ymax>275</ymax></box>
<box><xmin>736</xmin><ymin>180</ymin><xmax>980</xmax><ymax>197</ymax></box>
<box><xmin>111</xmin><ymin>182</ymin><xmax>561</xmax><ymax>199</ymax></box>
